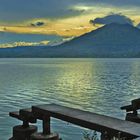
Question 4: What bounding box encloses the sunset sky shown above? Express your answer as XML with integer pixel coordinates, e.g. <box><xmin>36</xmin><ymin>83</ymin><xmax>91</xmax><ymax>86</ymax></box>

<box><xmin>0</xmin><ymin>0</ymin><xmax>140</xmax><ymax>47</ymax></box>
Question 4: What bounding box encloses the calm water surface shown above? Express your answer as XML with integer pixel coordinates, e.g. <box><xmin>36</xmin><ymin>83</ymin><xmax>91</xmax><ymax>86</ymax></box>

<box><xmin>0</xmin><ymin>58</ymin><xmax>140</xmax><ymax>140</ymax></box>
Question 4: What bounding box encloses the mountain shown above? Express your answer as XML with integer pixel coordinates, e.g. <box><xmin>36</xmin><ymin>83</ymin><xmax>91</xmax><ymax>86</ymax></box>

<box><xmin>136</xmin><ymin>23</ymin><xmax>140</xmax><ymax>29</ymax></box>
<box><xmin>1</xmin><ymin>23</ymin><xmax>140</xmax><ymax>58</ymax></box>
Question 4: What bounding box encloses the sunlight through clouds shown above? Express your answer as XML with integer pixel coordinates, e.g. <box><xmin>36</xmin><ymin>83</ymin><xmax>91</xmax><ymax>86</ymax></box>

<box><xmin>0</xmin><ymin>4</ymin><xmax>139</xmax><ymax>38</ymax></box>
<box><xmin>0</xmin><ymin>0</ymin><xmax>140</xmax><ymax>47</ymax></box>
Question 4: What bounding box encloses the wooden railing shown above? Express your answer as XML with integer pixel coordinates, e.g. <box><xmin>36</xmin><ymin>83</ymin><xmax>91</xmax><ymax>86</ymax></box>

<box><xmin>9</xmin><ymin>101</ymin><xmax>140</xmax><ymax>140</ymax></box>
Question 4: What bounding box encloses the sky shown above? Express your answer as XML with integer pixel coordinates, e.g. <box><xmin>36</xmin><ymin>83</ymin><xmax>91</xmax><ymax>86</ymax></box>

<box><xmin>0</xmin><ymin>0</ymin><xmax>140</xmax><ymax>47</ymax></box>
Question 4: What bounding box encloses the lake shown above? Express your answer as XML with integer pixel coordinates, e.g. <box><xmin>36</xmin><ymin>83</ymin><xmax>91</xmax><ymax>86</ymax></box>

<box><xmin>0</xmin><ymin>58</ymin><xmax>140</xmax><ymax>140</ymax></box>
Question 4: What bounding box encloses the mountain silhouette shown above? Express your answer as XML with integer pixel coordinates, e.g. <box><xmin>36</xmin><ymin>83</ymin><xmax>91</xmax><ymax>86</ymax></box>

<box><xmin>0</xmin><ymin>23</ymin><xmax>140</xmax><ymax>57</ymax></box>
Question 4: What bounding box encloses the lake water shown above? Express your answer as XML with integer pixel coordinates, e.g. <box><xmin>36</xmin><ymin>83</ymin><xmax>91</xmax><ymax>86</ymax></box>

<box><xmin>0</xmin><ymin>58</ymin><xmax>140</xmax><ymax>140</ymax></box>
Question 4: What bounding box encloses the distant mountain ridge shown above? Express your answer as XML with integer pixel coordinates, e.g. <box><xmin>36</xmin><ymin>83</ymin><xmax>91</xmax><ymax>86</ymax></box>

<box><xmin>1</xmin><ymin>23</ymin><xmax>140</xmax><ymax>57</ymax></box>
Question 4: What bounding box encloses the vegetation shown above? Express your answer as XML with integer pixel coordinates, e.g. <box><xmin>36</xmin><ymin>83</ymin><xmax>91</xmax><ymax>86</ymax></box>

<box><xmin>82</xmin><ymin>130</ymin><xmax>99</xmax><ymax>140</ymax></box>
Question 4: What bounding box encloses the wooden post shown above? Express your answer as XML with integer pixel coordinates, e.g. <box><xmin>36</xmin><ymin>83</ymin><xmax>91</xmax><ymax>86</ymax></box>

<box><xmin>31</xmin><ymin>116</ymin><xmax>59</xmax><ymax>140</ymax></box>
<box><xmin>43</xmin><ymin>116</ymin><xmax>51</xmax><ymax>135</ymax></box>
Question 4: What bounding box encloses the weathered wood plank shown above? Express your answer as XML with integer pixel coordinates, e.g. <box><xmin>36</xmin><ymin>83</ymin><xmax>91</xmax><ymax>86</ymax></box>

<box><xmin>9</xmin><ymin>111</ymin><xmax>21</xmax><ymax>120</ymax></box>
<box><xmin>32</xmin><ymin>104</ymin><xmax>140</xmax><ymax>139</ymax></box>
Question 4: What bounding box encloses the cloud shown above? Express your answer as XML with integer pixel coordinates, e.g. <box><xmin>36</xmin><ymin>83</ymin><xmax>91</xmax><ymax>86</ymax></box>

<box><xmin>0</xmin><ymin>41</ymin><xmax>50</xmax><ymax>48</ymax></box>
<box><xmin>0</xmin><ymin>37</ymin><xmax>75</xmax><ymax>48</ymax></box>
<box><xmin>90</xmin><ymin>13</ymin><xmax>133</xmax><ymax>25</ymax></box>
<box><xmin>69</xmin><ymin>5</ymin><xmax>93</xmax><ymax>13</ymax></box>
<box><xmin>0</xmin><ymin>0</ymin><xmax>83</xmax><ymax>22</ymax></box>
<box><xmin>49</xmin><ymin>36</ymin><xmax>75</xmax><ymax>46</ymax></box>
<box><xmin>1</xmin><ymin>0</ymin><xmax>140</xmax><ymax>22</ymax></box>
<box><xmin>31</xmin><ymin>21</ymin><xmax>45</xmax><ymax>27</ymax></box>
<box><xmin>83</xmin><ymin>0</ymin><xmax>140</xmax><ymax>7</ymax></box>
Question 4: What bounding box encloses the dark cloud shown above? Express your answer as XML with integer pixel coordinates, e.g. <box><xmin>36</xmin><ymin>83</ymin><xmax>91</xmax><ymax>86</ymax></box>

<box><xmin>83</xmin><ymin>0</ymin><xmax>140</xmax><ymax>7</ymax></box>
<box><xmin>90</xmin><ymin>14</ymin><xmax>133</xmax><ymax>25</ymax></box>
<box><xmin>0</xmin><ymin>0</ymin><xmax>82</xmax><ymax>21</ymax></box>
<box><xmin>31</xmin><ymin>21</ymin><xmax>45</xmax><ymax>27</ymax></box>
<box><xmin>0</xmin><ymin>0</ymin><xmax>139</xmax><ymax>22</ymax></box>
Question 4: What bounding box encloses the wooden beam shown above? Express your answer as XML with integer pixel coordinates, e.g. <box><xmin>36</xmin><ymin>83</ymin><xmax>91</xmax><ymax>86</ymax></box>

<box><xmin>32</xmin><ymin>104</ymin><xmax>140</xmax><ymax>139</ymax></box>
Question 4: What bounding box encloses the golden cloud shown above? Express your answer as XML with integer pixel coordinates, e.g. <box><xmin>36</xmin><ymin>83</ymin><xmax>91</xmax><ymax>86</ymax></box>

<box><xmin>0</xmin><ymin>41</ymin><xmax>50</xmax><ymax>48</ymax></box>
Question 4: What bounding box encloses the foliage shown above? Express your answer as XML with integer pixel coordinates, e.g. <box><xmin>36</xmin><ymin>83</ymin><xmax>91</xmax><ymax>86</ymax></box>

<box><xmin>82</xmin><ymin>130</ymin><xmax>99</xmax><ymax>140</ymax></box>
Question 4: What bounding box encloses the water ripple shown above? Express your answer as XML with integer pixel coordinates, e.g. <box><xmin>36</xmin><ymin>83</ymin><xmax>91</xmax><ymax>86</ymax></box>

<box><xmin>0</xmin><ymin>58</ymin><xmax>140</xmax><ymax>140</ymax></box>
